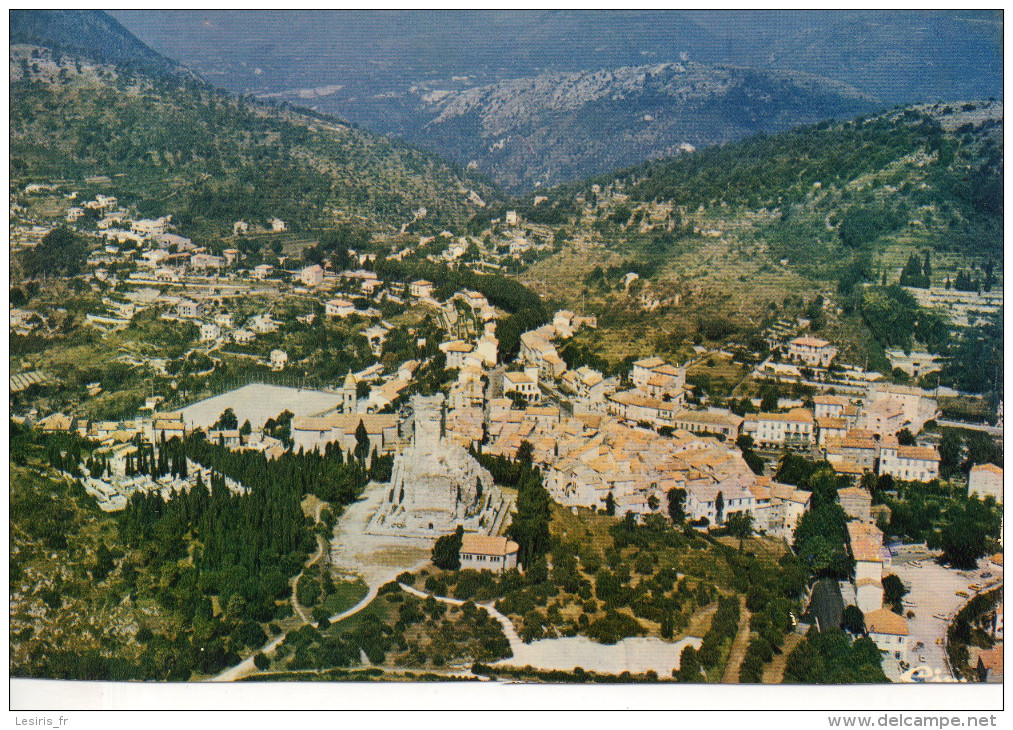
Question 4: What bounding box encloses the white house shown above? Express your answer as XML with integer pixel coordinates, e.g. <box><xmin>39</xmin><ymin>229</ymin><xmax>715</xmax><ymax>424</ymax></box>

<box><xmin>685</xmin><ymin>480</ymin><xmax>757</xmax><ymax>527</ymax></box>
<box><xmin>607</xmin><ymin>390</ymin><xmax>678</xmax><ymax>428</ymax></box>
<box><xmin>300</xmin><ymin>265</ymin><xmax>324</xmax><ymax>287</ymax></box>
<box><xmin>325</xmin><ymin>298</ymin><xmax>356</xmax><ymax>318</ymax></box>
<box><xmin>864</xmin><ymin>383</ymin><xmax>939</xmax><ymax>435</ymax></box>
<box><xmin>200</xmin><ymin>323</ymin><xmax>221</xmax><ymax>342</ymax></box>
<box><xmin>439</xmin><ymin>340</ymin><xmax>475</xmax><ymax>370</ymax></box>
<box><xmin>766</xmin><ymin>483</ymin><xmax>811</xmax><ymax>540</ymax></box>
<box><xmin>131</xmin><ymin>216</ymin><xmax>172</xmax><ymax>237</ymax></box>
<box><xmin>631</xmin><ymin>357</ymin><xmax>666</xmax><ymax>388</ymax></box>
<box><xmin>813</xmin><ymin>395</ymin><xmax>849</xmax><ymax>419</ymax></box>
<box><xmin>864</xmin><ymin>608</ymin><xmax>909</xmax><ymax>663</ymax></box>
<box><xmin>176</xmin><ymin>299</ymin><xmax>205</xmax><ymax>319</ymax></box>
<box><xmin>848</xmin><ymin>521</ymin><xmax>886</xmax><ymax>614</ymax></box>
<box><xmin>252</xmin><ymin>264</ymin><xmax>274</xmax><ymax>279</ymax></box>
<box><xmin>249</xmin><ymin>314</ymin><xmax>278</xmax><ymax>334</ymax></box>
<box><xmin>968</xmin><ymin>463</ymin><xmax>1003</xmax><ymax>503</ymax></box>
<box><xmin>475</xmin><ymin>330</ymin><xmax>499</xmax><ymax>367</ymax></box>
<box><xmin>190</xmin><ymin>253</ymin><xmax>224</xmax><ymax>271</ymax></box>
<box><xmin>232</xmin><ymin>329</ymin><xmax>255</xmax><ymax>344</ymax></box>
<box><xmin>410</xmin><ymin>280</ymin><xmax>435</xmax><ymax>298</ymax></box>
<box><xmin>743</xmin><ymin>409</ymin><xmax>814</xmax><ymax>449</ymax></box>
<box><xmin>269</xmin><ymin>349</ymin><xmax>288</xmax><ymax>371</ymax></box>
<box><xmin>519</xmin><ymin>328</ymin><xmax>567</xmax><ymax>379</ymax></box>
<box><xmin>787</xmin><ymin>336</ymin><xmax>838</xmax><ymax>367</ymax></box>
<box><xmin>503</xmin><ymin>369</ymin><xmax>541</xmax><ymax>404</ymax></box>
<box><xmin>458</xmin><ymin>534</ymin><xmax>520</xmax><ymax>573</ymax></box>
<box><xmin>140</xmin><ymin>249</ymin><xmax>170</xmax><ymax>267</ymax></box>
<box><xmin>878</xmin><ymin>444</ymin><xmax>940</xmax><ymax>483</ymax></box>
<box><xmin>268</xmin><ymin>217</ymin><xmax>286</xmax><ymax>232</ymax></box>
<box><xmin>670</xmin><ymin>408</ymin><xmax>743</xmax><ymax>441</ymax></box>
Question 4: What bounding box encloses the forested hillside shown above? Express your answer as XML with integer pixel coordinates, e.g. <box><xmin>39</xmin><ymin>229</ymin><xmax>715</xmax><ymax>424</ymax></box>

<box><xmin>10</xmin><ymin>44</ymin><xmax>496</xmax><ymax>236</ymax></box>
<box><xmin>535</xmin><ymin>102</ymin><xmax>1002</xmax><ymax>259</ymax></box>
<box><xmin>503</xmin><ymin>102</ymin><xmax>1002</xmax><ymax>393</ymax></box>
<box><xmin>10</xmin><ymin>421</ymin><xmax>384</xmax><ymax>680</ymax></box>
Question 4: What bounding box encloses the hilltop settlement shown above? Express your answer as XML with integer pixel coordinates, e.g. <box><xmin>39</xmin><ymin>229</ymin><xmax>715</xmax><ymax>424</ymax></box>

<box><xmin>9</xmin><ymin>18</ymin><xmax>1003</xmax><ymax>687</ymax></box>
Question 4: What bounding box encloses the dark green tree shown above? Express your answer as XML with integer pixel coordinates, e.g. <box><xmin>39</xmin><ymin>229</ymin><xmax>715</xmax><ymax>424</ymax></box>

<box><xmin>667</xmin><ymin>487</ymin><xmax>687</xmax><ymax>524</ymax></box>
<box><xmin>726</xmin><ymin>511</ymin><xmax>754</xmax><ymax>553</ymax></box>
<box><xmin>882</xmin><ymin>574</ymin><xmax>908</xmax><ymax>613</ymax></box>
<box><xmin>353</xmin><ymin>419</ymin><xmax>370</xmax><ymax>462</ymax></box>
<box><xmin>432</xmin><ymin>525</ymin><xmax>464</xmax><ymax>571</ymax></box>
<box><xmin>842</xmin><ymin>605</ymin><xmax>866</xmax><ymax>634</ymax></box>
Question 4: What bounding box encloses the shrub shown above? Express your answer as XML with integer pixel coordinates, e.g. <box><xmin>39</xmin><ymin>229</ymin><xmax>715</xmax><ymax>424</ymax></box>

<box><xmin>585</xmin><ymin>611</ymin><xmax>644</xmax><ymax>645</ymax></box>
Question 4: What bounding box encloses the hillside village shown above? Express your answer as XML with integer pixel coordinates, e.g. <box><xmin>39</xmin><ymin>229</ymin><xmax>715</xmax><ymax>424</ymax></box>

<box><xmin>10</xmin><ymin>161</ymin><xmax>1005</xmax><ymax>686</ymax></box>
<box><xmin>8</xmin><ymin>11</ymin><xmax>1004</xmax><ymax>691</ymax></box>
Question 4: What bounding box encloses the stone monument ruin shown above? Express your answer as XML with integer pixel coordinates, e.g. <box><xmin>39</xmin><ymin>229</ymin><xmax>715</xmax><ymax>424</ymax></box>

<box><xmin>367</xmin><ymin>394</ymin><xmax>512</xmax><ymax>538</ymax></box>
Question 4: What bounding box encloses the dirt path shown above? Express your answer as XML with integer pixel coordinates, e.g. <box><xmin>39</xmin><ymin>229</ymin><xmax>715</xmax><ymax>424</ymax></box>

<box><xmin>211</xmin><ymin>481</ymin><xmax>432</xmax><ymax>683</ymax></box>
<box><xmin>399</xmin><ymin>582</ymin><xmax>524</xmax><ymax>659</ymax></box>
<box><xmin>720</xmin><ymin>596</ymin><xmax>751</xmax><ymax>683</ymax></box>
<box><xmin>762</xmin><ymin>631</ymin><xmax>804</xmax><ymax>684</ymax></box>
<box><xmin>291</xmin><ymin>533</ymin><xmax>328</xmax><ymax>624</ymax></box>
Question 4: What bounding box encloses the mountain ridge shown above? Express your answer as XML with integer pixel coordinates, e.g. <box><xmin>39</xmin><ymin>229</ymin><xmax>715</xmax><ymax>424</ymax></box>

<box><xmin>408</xmin><ymin>61</ymin><xmax>877</xmax><ymax>191</ymax></box>
<box><xmin>9</xmin><ymin>22</ymin><xmax>496</xmax><ymax>236</ymax></box>
<box><xmin>11</xmin><ymin>9</ymin><xmax>183</xmax><ymax>77</ymax></box>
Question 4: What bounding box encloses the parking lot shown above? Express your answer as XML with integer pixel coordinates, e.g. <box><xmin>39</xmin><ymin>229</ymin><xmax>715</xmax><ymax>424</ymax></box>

<box><xmin>886</xmin><ymin>545</ymin><xmax>1003</xmax><ymax>683</ymax></box>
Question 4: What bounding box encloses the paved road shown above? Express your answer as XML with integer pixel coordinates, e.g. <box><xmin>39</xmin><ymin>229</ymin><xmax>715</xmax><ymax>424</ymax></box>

<box><xmin>884</xmin><ymin>546</ymin><xmax>1003</xmax><ymax>683</ymax></box>
<box><xmin>936</xmin><ymin>419</ymin><xmax>1002</xmax><ymax>437</ymax></box>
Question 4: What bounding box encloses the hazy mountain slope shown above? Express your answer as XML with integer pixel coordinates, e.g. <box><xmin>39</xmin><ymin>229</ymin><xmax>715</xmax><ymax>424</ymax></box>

<box><xmin>11</xmin><ymin>9</ymin><xmax>181</xmax><ymax>76</ymax></box>
<box><xmin>107</xmin><ymin>10</ymin><xmax>1001</xmax><ymax>193</ymax></box>
<box><xmin>9</xmin><ymin>21</ymin><xmax>496</xmax><ymax>235</ymax></box>
<box><xmin>111</xmin><ymin>10</ymin><xmax>1003</xmax><ymax>105</ymax></box>
<box><xmin>409</xmin><ymin>63</ymin><xmax>876</xmax><ymax>191</ymax></box>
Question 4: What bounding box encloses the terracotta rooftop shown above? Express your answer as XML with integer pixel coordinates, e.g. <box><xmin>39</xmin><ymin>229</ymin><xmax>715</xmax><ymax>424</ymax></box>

<box><xmin>791</xmin><ymin>336</ymin><xmax>832</xmax><ymax>348</ymax></box>
<box><xmin>971</xmin><ymin>463</ymin><xmax>1003</xmax><ymax>477</ymax></box>
<box><xmin>831</xmin><ymin>461</ymin><xmax>867</xmax><ymax>476</ymax></box>
<box><xmin>977</xmin><ymin>647</ymin><xmax>1003</xmax><ymax>675</ymax></box>
<box><xmin>460</xmin><ymin>534</ymin><xmax>519</xmax><ymax>557</ymax></box>
<box><xmin>652</xmin><ymin>364</ymin><xmax>683</xmax><ymax>377</ymax></box>
<box><xmin>896</xmin><ymin>446</ymin><xmax>940</xmax><ymax>462</ymax></box>
<box><xmin>813</xmin><ymin>395</ymin><xmax>848</xmax><ymax>405</ymax></box>
<box><xmin>817</xmin><ymin>417</ymin><xmax>848</xmax><ymax>429</ymax></box>
<box><xmin>504</xmin><ymin>371</ymin><xmax>535</xmax><ymax>384</ymax></box>
<box><xmin>864</xmin><ymin>608</ymin><xmax>909</xmax><ymax>636</ymax></box>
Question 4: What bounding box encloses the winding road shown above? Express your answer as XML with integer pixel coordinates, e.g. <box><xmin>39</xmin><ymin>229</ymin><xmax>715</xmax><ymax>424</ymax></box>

<box><xmin>398</xmin><ymin>582</ymin><xmax>524</xmax><ymax>658</ymax></box>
